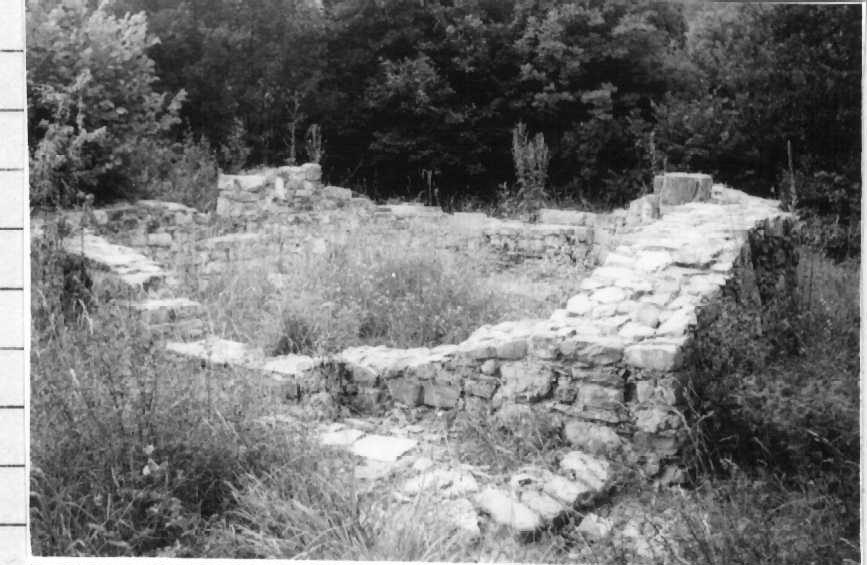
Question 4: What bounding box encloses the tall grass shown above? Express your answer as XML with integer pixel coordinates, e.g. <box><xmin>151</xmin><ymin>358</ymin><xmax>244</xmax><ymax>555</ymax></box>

<box><xmin>194</xmin><ymin>226</ymin><xmax>535</xmax><ymax>356</ymax></box>
<box><xmin>677</xmin><ymin>245</ymin><xmax>860</xmax><ymax>562</ymax></box>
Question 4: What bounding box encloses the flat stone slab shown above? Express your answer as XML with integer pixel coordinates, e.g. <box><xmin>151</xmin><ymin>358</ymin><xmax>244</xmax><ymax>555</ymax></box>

<box><xmin>349</xmin><ymin>434</ymin><xmax>418</xmax><ymax>462</ymax></box>
<box><xmin>63</xmin><ymin>232</ymin><xmax>166</xmax><ymax>289</ymax></box>
<box><xmin>165</xmin><ymin>337</ymin><xmax>262</xmax><ymax>367</ymax></box>
<box><xmin>402</xmin><ymin>468</ymin><xmax>480</xmax><ymax>498</ymax></box>
<box><xmin>262</xmin><ymin>354</ymin><xmax>320</xmax><ymax>378</ymax></box>
<box><xmin>624</xmin><ymin>340</ymin><xmax>685</xmax><ymax>371</ymax></box>
<box><xmin>128</xmin><ymin>297</ymin><xmax>202</xmax><ymax>324</ymax></box>
<box><xmin>321</xmin><ymin>428</ymin><xmax>365</xmax><ymax>447</ymax></box>
<box><xmin>355</xmin><ymin>459</ymin><xmax>396</xmax><ymax>482</ymax></box>
<box><xmin>559</xmin><ymin>451</ymin><xmax>612</xmax><ymax>492</ymax></box>
<box><xmin>520</xmin><ymin>490</ymin><xmax>567</xmax><ymax>522</ymax></box>
<box><xmin>474</xmin><ymin>487</ymin><xmax>542</xmax><ymax>534</ymax></box>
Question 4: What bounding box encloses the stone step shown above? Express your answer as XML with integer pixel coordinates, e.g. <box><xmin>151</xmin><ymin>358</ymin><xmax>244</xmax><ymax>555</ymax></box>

<box><xmin>128</xmin><ymin>297</ymin><xmax>203</xmax><ymax>325</ymax></box>
<box><xmin>63</xmin><ymin>231</ymin><xmax>168</xmax><ymax>292</ymax></box>
<box><xmin>148</xmin><ymin>318</ymin><xmax>205</xmax><ymax>340</ymax></box>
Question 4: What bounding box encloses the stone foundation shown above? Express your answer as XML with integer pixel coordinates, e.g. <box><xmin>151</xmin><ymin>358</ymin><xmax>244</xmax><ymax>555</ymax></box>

<box><xmin>159</xmin><ymin>179</ymin><xmax>796</xmax><ymax>476</ymax></box>
<box><xmin>48</xmin><ymin>171</ymin><xmax>798</xmax><ymax>474</ymax></box>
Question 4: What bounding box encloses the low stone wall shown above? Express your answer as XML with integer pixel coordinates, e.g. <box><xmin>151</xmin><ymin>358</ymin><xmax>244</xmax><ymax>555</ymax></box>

<box><xmin>168</xmin><ymin>182</ymin><xmax>795</xmax><ymax>478</ymax></box>
<box><xmin>480</xmin><ymin>192</ymin><xmax>663</xmax><ymax>265</ymax></box>
<box><xmin>216</xmin><ymin>163</ymin><xmax>361</xmax><ymax>217</ymax></box>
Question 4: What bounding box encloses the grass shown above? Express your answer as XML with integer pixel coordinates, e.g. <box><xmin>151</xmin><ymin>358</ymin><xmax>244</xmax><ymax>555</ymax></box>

<box><xmin>190</xmin><ymin>220</ymin><xmax>584</xmax><ymax>356</ymax></box>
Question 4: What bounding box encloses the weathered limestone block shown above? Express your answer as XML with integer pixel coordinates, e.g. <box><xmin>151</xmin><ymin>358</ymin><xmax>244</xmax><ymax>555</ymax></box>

<box><xmin>474</xmin><ymin>487</ymin><xmax>543</xmax><ymax>535</ymax></box>
<box><xmin>563</xmin><ymin>419</ymin><xmax>624</xmax><ymax>455</ymax></box>
<box><xmin>653</xmin><ymin>172</ymin><xmax>712</xmax><ymax>205</ymax></box>
<box><xmin>627</xmin><ymin>194</ymin><xmax>661</xmax><ymax>224</ymax></box>
<box><xmin>130</xmin><ymin>297</ymin><xmax>202</xmax><ymax>325</ymax></box>
<box><xmin>496</xmin><ymin>360</ymin><xmax>554</xmax><ymax>403</ymax></box>
<box><xmin>624</xmin><ymin>339</ymin><xmax>685</xmax><ymax>371</ymax></box>
<box><xmin>402</xmin><ymin>468</ymin><xmax>480</xmax><ymax>498</ymax></box>
<box><xmin>388</xmin><ymin>379</ymin><xmax>423</xmax><ymax>406</ymax></box>
<box><xmin>218</xmin><ymin>173</ymin><xmax>269</xmax><ymax>192</ymax></box>
<box><xmin>423</xmin><ymin>382</ymin><xmax>462</xmax><ymax>408</ymax></box>
<box><xmin>464</xmin><ymin>375</ymin><xmax>500</xmax><ymax>399</ymax></box>
<box><xmin>520</xmin><ymin>490</ymin><xmax>567</xmax><ymax>522</ymax></box>
<box><xmin>323</xmin><ymin>185</ymin><xmax>352</xmax><ymax>200</ymax></box>
<box><xmin>558</xmin><ymin>335</ymin><xmax>624</xmax><ymax>366</ymax></box>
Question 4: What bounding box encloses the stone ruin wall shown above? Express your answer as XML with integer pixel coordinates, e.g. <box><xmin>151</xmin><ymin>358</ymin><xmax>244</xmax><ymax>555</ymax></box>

<box><xmin>81</xmin><ymin>161</ymin><xmax>669</xmax><ymax>288</ymax></box>
<box><xmin>248</xmin><ymin>182</ymin><xmax>796</xmax><ymax>479</ymax></box>
<box><xmin>57</xmin><ymin>167</ymin><xmax>798</xmax><ymax>480</ymax></box>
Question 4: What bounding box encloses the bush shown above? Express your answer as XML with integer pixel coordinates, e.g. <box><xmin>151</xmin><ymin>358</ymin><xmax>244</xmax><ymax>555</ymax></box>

<box><xmin>682</xmin><ymin>246</ymin><xmax>859</xmax><ymax>544</ymax></box>
<box><xmin>138</xmin><ymin>133</ymin><xmax>220</xmax><ymax>212</ymax></box>
<box><xmin>673</xmin><ymin>469</ymin><xmax>857</xmax><ymax>565</ymax></box>
<box><xmin>27</xmin><ymin>0</ymin><xmax>186</xmax><ymax>206</ymax></box>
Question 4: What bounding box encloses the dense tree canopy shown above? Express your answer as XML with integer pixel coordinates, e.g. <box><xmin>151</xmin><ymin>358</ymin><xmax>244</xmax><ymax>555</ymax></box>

<box><xmin>28</xmin><ymin>0</ymin><xmax>862</xmax><ymax>252</ymax></box>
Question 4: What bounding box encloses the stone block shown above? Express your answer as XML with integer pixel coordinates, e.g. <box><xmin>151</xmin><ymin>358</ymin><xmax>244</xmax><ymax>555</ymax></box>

<box><xmin>147</xmin><ymin>232</ymin><xmax>173</xmax><ymax>247</ymax></box>
<box><xmin>218</xmin><ymin>173</ymin><xmax>268</xmax><ymax>191</ymax></box>
<box><xmin>520</xmin><ymin>491</ymin><xmax>567</xmax><ymax>523</ymax></box>
<box><xmin>576</xmin><ymin>383</ymin><xmax>623</xmax><ymax>410</ymax></box>
<box><xmin>653</xmin><ymin>173</ymin><xmax>712</xmax><ymax>205</ymax></box>
<box><xmin>632</xmin><ymin>303</ymin><xmax>661</xmax><ymax>328</ymax></box>
<box><xmin>495</xmin><ymin>339</ymin><xmax>528</xmax><ymax>360</ymax></box>
<box><xmin>465</xmin><ymin>375</ymin><xmax>500</xmax><ymax>399</ymax></box>
<box><xmin>577</xmin><ymin>513</ymin><xmax>613</xmax><ymax>539</ymax></box>
<box><xmin>422</xmin><ymin>382</ymin><xmax>461</xmax><ymax>409</ymax></box>
<box><xmin>624</xmin><ymin>341</ymin><xmax>684</xmax><ymax>371</ymax></box>
<box><xmin>498</xmin><ymin>360</ymin><xmax>554</xmax><ymax>402</ymax></box>
<box><xmin>388</xmin><ymin>379</ymin><xmax>423</xmax><ymax>407</ymax></box>
<box><xmin>474</xmin><ymin>488</ymin><xmax>542</xmax><ymax>534</ymax></box>
<box><xmin>323</xmin><ymin>185</ymin><xmax>352</xmax><ymax>200</ymax></box>
<box><xmin>628</xmin><ymin>194</ymin><xmax>660</xmax><ymax>223</ymax></box>
<box><xmin>300</xmin><ymin>162</ymin><xmax>322</xmax><ymax>182</ymax></box>
<box><xmin>542</xmin><ymin>475</ymin><xmax>593</xmax><ymax>507</ymax></box>
<box><xmin>350</xmin><ymin>434</ymin><xmax>417</xmax><ymax>462</ymax></box>
<box><xmin>563</xmin><ymin>419</ymin><xmax>624</xmax><ymax>455</ymax></box>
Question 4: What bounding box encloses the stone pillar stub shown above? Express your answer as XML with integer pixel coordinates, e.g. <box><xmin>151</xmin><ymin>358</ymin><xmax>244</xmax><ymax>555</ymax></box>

<box><xmin>653</xmin><ymin>173</ymin><xmax>713</xmax><ymax>205</ymax></box>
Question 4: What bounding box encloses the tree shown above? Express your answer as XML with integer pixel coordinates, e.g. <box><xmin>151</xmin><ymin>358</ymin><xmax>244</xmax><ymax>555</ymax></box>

<box><xmin>28</xmin><ymin>0</ymin><xmax>186</xmax><ymax>206</ymax></box>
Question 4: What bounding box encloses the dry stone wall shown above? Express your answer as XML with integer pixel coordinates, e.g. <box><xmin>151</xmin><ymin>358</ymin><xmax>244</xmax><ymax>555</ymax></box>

<box><xmin>52</xmin><ymin>171</ymin><xmax>797</xmax><ymax>479</ymax></box>
<box><xmin>47</xmin><ymin>170</ymin><xmax>800</xmax><ymax>539</ymax></box>
<box><xmin>216</xmin><ymin>163</ymin><xmax>359</xmax><ymax>218</ymax></box>
<box><xmin>162</xmin><ymin>174</ymin><xmax>797</xmax><ymax>480</ymax></box>
<box><xmin>481</xmin><ymin>193</ymin><xmax>661</xmax><ymax>265</ymax></box>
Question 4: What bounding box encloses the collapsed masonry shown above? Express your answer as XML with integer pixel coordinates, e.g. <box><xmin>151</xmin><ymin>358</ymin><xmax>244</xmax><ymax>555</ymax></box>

<box><xmin>49</xmin><ymin>169</ymin><xmax>797</xmax><ymax>538</ymax></box>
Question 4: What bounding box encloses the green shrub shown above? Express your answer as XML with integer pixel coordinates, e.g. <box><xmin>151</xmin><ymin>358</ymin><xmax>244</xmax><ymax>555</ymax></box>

<box><xmin>27</xmin><ymin>0</ymin><xmax>186</xmax><ymax>205</ymax></box>
<box><xmin>682</xmin><ymin>246</ymin><xmax>859</xmax><ymax>543</ymax></box>
<box><xmin>510</xmin><ymin>122</ymin><xmax>550</xmax><ymax>221</ymax></box>
<box><xmin>674</xmin><ymin>469</ymin><xmax>858</xmax><ymax>565</ymax></box>
<box><xmin>138</xmin><ymin>133</ymin><xmax>220</xmax><ymax>212</ymax></box>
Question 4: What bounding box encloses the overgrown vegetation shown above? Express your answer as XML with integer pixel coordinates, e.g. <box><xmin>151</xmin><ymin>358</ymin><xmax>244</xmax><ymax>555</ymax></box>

<box><xmin>191</xmin><ymin>226</ymin><xmax>549</xmax><ymax>355</ymax></box>
<box><xmin>506</xmin><ymin>122</ymin><xmax>550</xmax><ymax>221</ymax></box>
<box><xmin>28</xmin><ymin>1</ymin><xmax>861</xmax><ymax>258</ymax></box>
<box><xmin>679</xmin><ymin>245</ymin><xmax>860</xmax><ymax>561</ymax></box>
